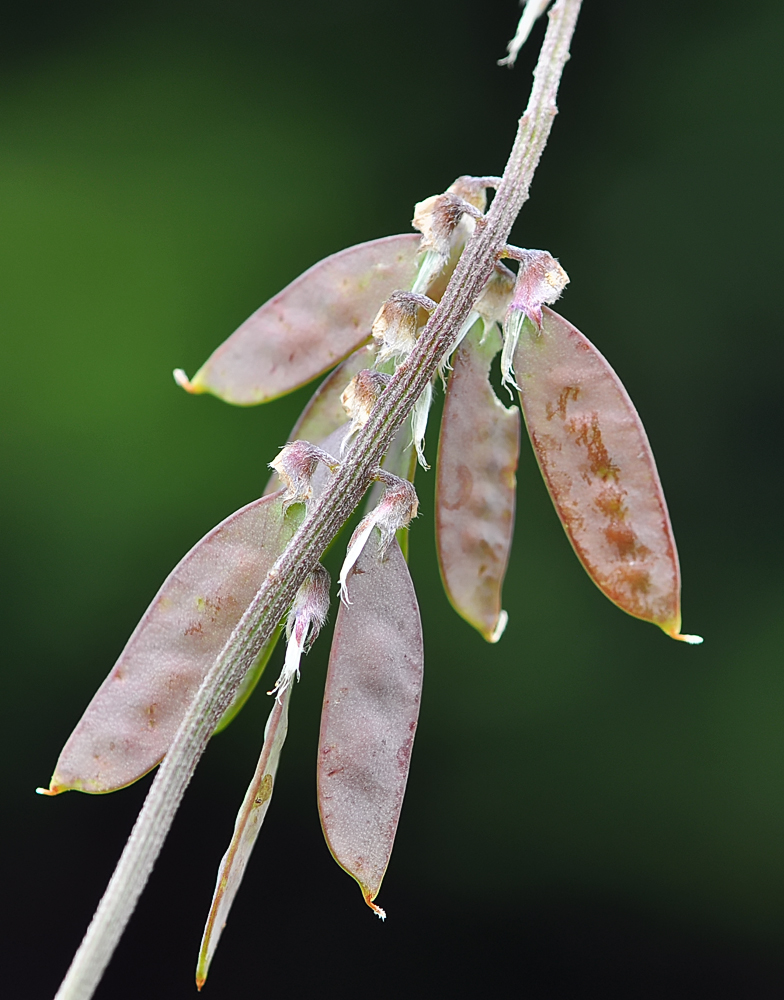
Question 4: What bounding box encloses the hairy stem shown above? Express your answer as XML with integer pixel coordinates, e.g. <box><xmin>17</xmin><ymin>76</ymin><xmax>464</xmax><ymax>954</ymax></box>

<box><xmin>54</xmin><ymin>2</ymin><xmax>582</xmax><ymax>997</ymax></box>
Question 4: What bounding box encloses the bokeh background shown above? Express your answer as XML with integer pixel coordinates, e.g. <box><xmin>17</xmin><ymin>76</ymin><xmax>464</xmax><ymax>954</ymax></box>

<box><xmin>3</xmin><ymin>1</ymin><xmax>783</xmax><ymax>996</ymax></box>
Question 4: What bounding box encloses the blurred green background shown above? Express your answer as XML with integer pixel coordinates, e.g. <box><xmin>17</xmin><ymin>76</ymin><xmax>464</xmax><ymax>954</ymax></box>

<box><xmin>4</xmin><ymin>1</ymin><xmax>784</xmax><ymax>997</ymax></box>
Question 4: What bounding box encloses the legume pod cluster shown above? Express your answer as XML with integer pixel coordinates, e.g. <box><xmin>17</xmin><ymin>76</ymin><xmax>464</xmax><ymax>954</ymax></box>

<box><xmin>40</xmin><ymin>177</ymin><xmax>700</xmax><ymax>989</ymax></box>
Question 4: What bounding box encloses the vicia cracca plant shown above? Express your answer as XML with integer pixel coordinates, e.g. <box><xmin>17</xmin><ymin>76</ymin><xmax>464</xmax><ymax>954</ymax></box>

<box><xmin>41</xmin><ymin>3</ymin><xmax>701</xmax><ymax>997</ymax></box>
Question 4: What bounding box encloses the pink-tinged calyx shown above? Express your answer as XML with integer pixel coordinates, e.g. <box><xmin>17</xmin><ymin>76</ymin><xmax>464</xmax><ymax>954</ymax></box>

<box><xmin>269</xmin><ymin>564</ymin><xmax>331</xmax><ymax>701</ymax></box>
<box><xmin>410</xmin><ymin>175</ymin><xmax>498</xmax><ymax>292</ymax></box>
<box><xmin>268</xmin><ymin>441</ymin><xmax>340</xmax><ymax>508</ymax></box>
<box><xmin>339</xmin><ymin>475</ymin><xmax>419</xmax><ymax>603</ymax></box>
<box><xmin>502</xmin><ymin>248</ymin><xmax>569</xmax><ymax>390</ymax></box>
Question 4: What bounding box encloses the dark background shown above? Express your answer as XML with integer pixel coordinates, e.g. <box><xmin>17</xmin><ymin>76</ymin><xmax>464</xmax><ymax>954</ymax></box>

<box><xmin>3</xmin><ymin>1</ymin><xmax>784</xmax><ymax>997</ymax></box>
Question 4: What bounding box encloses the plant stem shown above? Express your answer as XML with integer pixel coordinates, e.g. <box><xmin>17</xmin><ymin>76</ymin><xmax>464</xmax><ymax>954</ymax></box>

<box><xmin>54</xmin><ymin>3</ymin><xmax>582</xmax><ymax>997</ymax></box>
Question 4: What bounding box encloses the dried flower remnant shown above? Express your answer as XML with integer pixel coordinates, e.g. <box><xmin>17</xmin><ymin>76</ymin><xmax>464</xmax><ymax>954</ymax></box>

<box><xmin>269</xmin><ymin>564</ymin><xmax>331</xmax><ymax>701</ymax></box>
<box><xmin>341</xmin><ymin>368</ymin><xmax>391</xmax><ymax>440</ymax></box>
<box><xmin>475</xmin><ymin>261</ymin><xmax>516</xmax><ymax>330</ymax></box>
<box><xmin>410</xmin><ymin>176</ymin><xmax>497</xmax><ymax>293</ymax></box>
<box><xmin>361</xmin><ymin>424</ymin><xmax>418</xmax><ymax>559</ymax></box>
<box><xmin>268</xmin><ymin>440</ymin><xmax>339</xmax><ymax>508</ymax></box>
<box><xmin>264</xmin><ymin>345</ymin><xmax>376</xmax><ymax>496</ymax></box>
<box><xmin>319</xmin><ymin>533</ymin><xmax>424</xmax><ymax>919</ymax></box>
<box><xmin>412</xmin><ymin>193</ymin><xmax>480</xmax><ymax>259</ymax></box>
<box><xmin>514</xmin><ymin>307</ymin><xmax>701</xmax><ymax>643</ymax></box>
<box><xmin>371</xmin><ymin>290</ymin><xmax>436</xmax><ymax>366</ymax></box>
<box><xmin>501</xmin><ymin>247</ymin><xmax>569</xmax><ymax>389</ymax></box>
<box><xmin>370</xmin><ymin>291</ymin><xmax>438</xmax><ymax>467</ymax></box>
<box><xmin>339</xmin><ymin>473</ymin><xmax>419</xmax><ymax>604</ymax></box>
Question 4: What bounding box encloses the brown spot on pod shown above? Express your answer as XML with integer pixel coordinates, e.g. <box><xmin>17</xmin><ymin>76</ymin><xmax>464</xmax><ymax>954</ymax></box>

<box><xmin>515</xmin><ymin>307</ymin><xmax>701</xmax><ymax>643</ymax></box>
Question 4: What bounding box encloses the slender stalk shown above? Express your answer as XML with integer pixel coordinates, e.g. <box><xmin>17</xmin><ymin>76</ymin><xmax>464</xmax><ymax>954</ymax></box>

<box><xmin>54</xmin><ymin>2</ymin><xmax>582</xmax><ymax>997</ymax></box>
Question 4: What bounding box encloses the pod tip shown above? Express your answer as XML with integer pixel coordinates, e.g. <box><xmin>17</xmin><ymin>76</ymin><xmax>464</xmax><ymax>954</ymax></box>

<box><xmin>677</xmin><ymin>633</ymin><xmax>704</xmax><ymax>645</ymax></box>
<box><xmin>666</xmin><ymin>630</ymin><xmax>703</xmax><ymax>645</ymax></box>
<box><xmin>488</xmin><ymin>610</ymin><xmax>509</xmax><ymax>644</ymax></box>
<box><xmin>364</xmin><ymin>892</ymin><xmax>387</xmax><ymax>920</ymax></box>
<box><xmin>35</xmin><ymin>785</ymin><xmax>58</xmax><ymax>796</ymax></box>
<box><xmin>662</xmin><ymin>619</ymin><xmax>704</xmax><ymax>645</ymax></box>
<box><xmin>173</xmin><ymin>368</ymin><xmax>203</xmax><ymax>394</ymax></box>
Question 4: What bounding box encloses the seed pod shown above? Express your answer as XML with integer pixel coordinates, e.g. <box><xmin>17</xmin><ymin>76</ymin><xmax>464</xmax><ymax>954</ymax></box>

<box><xmin>436</xmin><ymin>322</ymin><xmax>520</xmax><ymax>642</ymax></box>
<box><xmin>318</xmin><ymin>533</ymin><xmax>424</xmax><ymax>917</ymax></box>
<box><xmin>196</xmin><ymin>566</ymin><xmax>330</xmax><ymax>989</ymax></box>
<box><xmin>197</xmin><ymin>685</ymin><xmax>290</xmax><ymax>991</ymax></box>
<box><xmin>39</xmin><ymin>493</ymin><xmax>303</xmax><ymax>795</ymax></box>
<box><xmin>514</xmin><ymin>307</ymin><xmax>701</xmax><ymax>643</ymax></box>
<box><xmin>174</xmin><ymin>234</ymin><xmax>420</xmax><ymax>405</ymax></box>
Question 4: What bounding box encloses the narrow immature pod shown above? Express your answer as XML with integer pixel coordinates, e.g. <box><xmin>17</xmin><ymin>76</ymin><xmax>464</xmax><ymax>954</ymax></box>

<box><xmin>318</xmin><ymin>533</ymin><xmax>424</xmax><ymax>916</ymax></box>
<box><xmin>40</xmin><ymin>493</ymin><xmax>302</xmax><ymax>795</ymax></box>
<box><xmin>436</xmin><ymin>322</ymin><xmax>520</xmax><ymax>642</ymax></box>
<box><xmin>514</xmin><ymin>307</ymin><xmax>700</xmax><ymax>642</ymax></box>
<box><xmin>197</xmin><ymin>686</ymin><xmax>290</xmax><ymax>991</ymax></box>
<box><xmin>196</xmin><ymin>567</ymin><xmax>330</xmax><ymax>990</ymax></box>
<box><xmin>175</xmin><ymin>235</ymin><xmax>420</xmax><ymax>405</ymax></box>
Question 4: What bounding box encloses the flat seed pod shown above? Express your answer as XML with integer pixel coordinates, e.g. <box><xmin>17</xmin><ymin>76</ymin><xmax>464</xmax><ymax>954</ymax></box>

<box><xmin>264</xmin><ymin>344</ymin><xmax>375</xmax><ymax>496</ymax></box>
<box><xmin>41</xmin><ymin>493</ymin><xmax>302</xmax><ymax>794</ymax></box>
<box><xmin>318</xmin><ymin>533</ymin><xmax>424</xmax><ymax>916</ymax></box>
<box><xmin>436</xmin><ymin>322</ymin><xmax>520</xmax><ymax>642</ymax></box>
<box><xmin>177</xmin><ymin>235</ymin><xmax>420</xmax><ymax>405</ymax></box>
<box><xmin>196</xmin><ymin>685</ymin><xmax>291</xmax><ymax>990</ymax></box>
<box><xmin>514</xmin><ymin>307</ymin><xmax>699</xmax><ymax>641</ymax></box>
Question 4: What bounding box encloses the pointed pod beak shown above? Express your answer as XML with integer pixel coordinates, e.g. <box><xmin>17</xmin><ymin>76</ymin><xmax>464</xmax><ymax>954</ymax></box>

<box><xmin>669</xmin><ymin>631</ymin><xmax>704</xmax><ymax>645</ymax></box>
<box><xmin>173</xmin><ymin>368</ymin><xmax>206</xmax><ymax>394</ymax></box>
<box><xmin>363</xmin><ymin>890</ymin><xmax>387</xmax><ymax>920</ymax></box>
